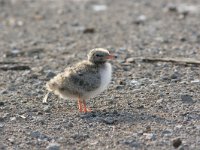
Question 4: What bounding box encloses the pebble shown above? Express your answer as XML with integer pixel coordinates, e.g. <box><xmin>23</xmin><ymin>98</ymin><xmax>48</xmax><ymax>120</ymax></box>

<box><xmin>66</xmin><ymin>122</ymin><xmax>74</xmax><ymax>128</ymax></box>
<box><xmin>134</xmin><ymin>15</ymin><xmax>147</xmax><ymax>25</ymax></box>
<box><xmin>181</xmin><ymin>94</ymin><xmax>194</xmax><ymax>103</ymax></box>
<box><xmin>92</xmin><ymin>5</ymin><xmax>107</xmax><ymax>12</ymax></box>
<box><xmin>8</xmin><ymin>137</ymin><xmax>15</xmax><ymax>144</ymax></box>
<box><xmin>115</xmin><ymin>85</ymin><xmax>124</xmax><ymax>90</ymax></box>
<box><xmin>130</xmin><ymin>80</ymin><xmax>141</xmax><ymax>87</ymax></box>
<box><xmin>166</xmin><ymin>3</ymin><xmax>177</xmax><ymax>12</ymax></box>
<box><xmin>156</xmin><ymin>99</ymin><xmax>163</xmax><ymax>103</ymax></box>
<box><xmin>177</xmin><ymin>4</ymin><xmax>198</xmax><ymax>15</ymax></box>
<box><xmin>30</xmin><ymin>131</ymin><xmax>49</xmax><ymax>141</ymax></box>
<box><xmin>0</xmin><ymin>90</ymin><xmax>8</xmax><ymax>94</ymax></box>
<box><xmin>0</xmin><ymin>123</ymin><xmax>4</xmax><ymax>128</ymax></box>
<box><xmin>122</xmin><ymin>139</ymin><xmax>141</xmax><ymax>148</ymax></box>
<box><xmin>47</xmin><ymin>142</ymin><xmax>60</xmax><ymax>150</ymax></box>
<box><xmin>165</xmin><ymin>3</ymin><xmax>198</xmax><ymax>15</ymax></box>
<box><xmin>170</xmin><ymin>72</ymin><xmax>180</xmax><ymax>80</ymax></box>
<box><xmin>103</xmin><ymin>117</ymin><xmax>115</xmax><ymax>125</ymax></box>
<box><xmin>0</xmin><ymin>101</ymin><xmax>4</xmax><ymax>106</ymax></box>
<box><xmin>172</xmin><ymin>138</ymin><xmax>182</xmax><ymax>148</ymax></box>
<box><xmin>143</xmin><ymin>133</ymin><xmax>156</xmax><ymax>140</ymax></box>
<box><xmin>83</xmin><ymin>28</ymin><xmax>95</xmax><ymax>34</ymax></box>
<box><xmin>162</xmin><ymin>129</ymin><xmax>173</xmax><ymax>137</ymax></box>
<box><xmin>179</xmin><ymin>36</ymin><xmax>187</xmax><ymax>42</ymax></box>
<box><xmin>195</xmin><ymin>125</ymin><xmax>200</xmax><ymax>130</ymax></box>
<box><xmin>191</xmin><ymin>79</ymin><xmax>200</xmax><ymax>83</ymax></box>
<box><xmin>46</xmin><ymin>70</ymin><xmax>56</xmax><ymax>79</ymax></box>
<box><xmin>0</xmin><ymin>143</ymin><xmax>6</xmax><ymax>150</ymax></box>
<box><xmin>126</xmin><ymin>57</ymin><xmax>135</xmax><ymax>63</ymax></box>
<box><xmin>119</xmin><ymin>47</ymin><xmax>126</xmax><ymax>51</ymax></box>
<box><xmin>30</xmin><ymin>131</ymin><xmax>41</xmax><ymax>138</ymax></box>
<box><xmin>43</xmin><ymin>105</ymin><xmax>51</xmax><ymax>112</ymax></box>
<box><xmin>10</xmin><ymin>117</ymin><xmax>16</xmax><ymax>121</ymax></box>
<box><xmin>175</xmin><ymin>124</ymin><xmax>182</xmax><ymax>129</ymax></box>
<box><xmin>155</xmin><ymin>37</ymin><xmax>169</xmax><ymax>43</ymax></box>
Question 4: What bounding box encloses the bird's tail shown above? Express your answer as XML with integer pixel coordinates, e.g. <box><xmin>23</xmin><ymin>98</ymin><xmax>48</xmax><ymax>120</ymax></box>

<box><xmin>46</xmin><ymin>80</ymin><xmax>58</xmax><ymax>92</ymax></box>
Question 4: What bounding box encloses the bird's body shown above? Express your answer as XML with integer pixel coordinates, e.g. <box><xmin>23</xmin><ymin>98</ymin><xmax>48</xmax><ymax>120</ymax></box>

<box><xmin>45</xmin><ymin>48</ymin><xmax>114</xmax><ymax>113</ymax></box>
<box><xmin>46</xmin><ymin>61</ymin><xmax>112</xmax><ymax>99</ymax></box>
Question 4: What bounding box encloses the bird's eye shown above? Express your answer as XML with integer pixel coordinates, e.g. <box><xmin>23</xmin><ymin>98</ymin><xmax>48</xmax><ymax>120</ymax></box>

<box><xmin>96</xmin><ymin>54</ymin><xmax>101</xmax><ymax>57</ymax></box>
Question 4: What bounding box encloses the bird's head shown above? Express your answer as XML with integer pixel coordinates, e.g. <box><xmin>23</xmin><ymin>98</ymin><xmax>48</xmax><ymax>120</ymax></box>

<box><xmin>88</xmin><ymin>48</ymin><xmax>115</xmax><ymax>64</ymax></box>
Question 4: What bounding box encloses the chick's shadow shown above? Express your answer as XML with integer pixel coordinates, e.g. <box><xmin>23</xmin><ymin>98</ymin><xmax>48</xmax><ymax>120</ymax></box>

<box><xmin>78</xmin><ymin>110</ymin><xmax>174</xmax><ymax>125</ymax></box>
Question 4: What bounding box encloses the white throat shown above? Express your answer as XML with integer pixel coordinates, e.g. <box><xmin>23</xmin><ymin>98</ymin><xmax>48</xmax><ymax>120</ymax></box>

<box><xmin>99</xmin><ymin>62</ymin><xmax>112</xmax><ymax>92</ymax></box>
<box><xmin>86</xmin><ymin>62</ymin><xmax>112</xmax><ymax>98</ymax></box>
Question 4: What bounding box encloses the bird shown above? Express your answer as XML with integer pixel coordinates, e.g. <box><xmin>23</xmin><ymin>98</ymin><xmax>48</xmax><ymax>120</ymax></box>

<box><xmin>43</xmin><ymin>48</ymin><xmax>115</xmax><ymax>113</ymax></box>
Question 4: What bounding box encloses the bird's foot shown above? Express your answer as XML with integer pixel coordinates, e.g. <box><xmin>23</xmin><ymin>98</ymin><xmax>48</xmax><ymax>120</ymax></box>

<box><xmin>83</xmin><ymin>107</ymin><xmax>92</xmax><ymax>113</ymax></box>
<box><xmin>78</xmin><ymin>98</ymin><xmax>92</xmax><ymax>113</ymax></box>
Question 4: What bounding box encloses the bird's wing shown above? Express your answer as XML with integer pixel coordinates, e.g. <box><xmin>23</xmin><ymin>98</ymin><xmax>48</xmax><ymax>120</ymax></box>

<box><xmin>61</xmin><ymin>62</ymin><xmax>101</xmax><ymax>92</ymax></box>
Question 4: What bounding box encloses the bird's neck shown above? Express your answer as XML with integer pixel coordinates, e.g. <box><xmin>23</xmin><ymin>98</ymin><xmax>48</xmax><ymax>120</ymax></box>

<box><xmin>93</xmin><ymin>62</ymin><xmax>107</xmax><ymax>67</ymax></box>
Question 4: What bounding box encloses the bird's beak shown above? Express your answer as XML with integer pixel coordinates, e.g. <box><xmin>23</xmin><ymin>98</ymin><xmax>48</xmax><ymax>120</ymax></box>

<box><xmin>106</xmin><ymin>54</ymin><xmax>117</xmax><ymax>59</ymax></box>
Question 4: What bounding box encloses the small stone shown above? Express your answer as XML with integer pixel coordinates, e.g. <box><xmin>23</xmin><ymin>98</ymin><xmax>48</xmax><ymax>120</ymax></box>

<box><xmin>10</xmin><ymin>117</ymin><xmax>16</xmax><ymax>121</ymax></box>
<box><xmin>137</xmin><ymin>130</ymin><xmax>143</xmax><ymax>135</ymax></box>
<box><xmin>170</xmin><ymin>72</ymin><xmax>180</xmax><ymax>79</ymax></box>
<box><xmin>143</xmin><ymin>133</ymin><xmax>156</xmax><ymax>140</ymax></box>
<box><xmin>122</xmin><ymin>139</ymin><xmax>141</xmax><ymax>148</ymax></box>
<box><xmin>179</xmin><ymin>37</ymin><xmax>187</xmax><ymax>42</ymax></box>
<box><xmin>71</xmin><ymin>21</ymin><xmax>79</xmax><ymax>26</ymax></box>
<box><xmin>118</xmin><ymin>79</ymin><xmax>126</xmax><ymax>85</ymax></box>
<box><xmin>162</xmin><ymin>129</ymin><xmax>173</xmax><ymax>137</ymax></box>
<box><xmin>67</xmin><ymin>122</ymin><xmax>74</xmax><ymax>128</ymax></box>
<box><xmin>17</xmin><ymin>20</ymin><xmax>24</xmax><ymax>26</ymax></box>
<box><xmin>195</xmin><ymin>125</ymin><xmax>200</xmax><ymax>130</ymax></box>
<box><xmin>30</xmin><ymin>131</ymin><xmax>41</xmax><ymax>138</ymax></box>
<box><xmin>175</xmin><ymin>124</ymin><xmax>182</xmax><ymax>129</ymax></box>
<box><xmin>191</xmin><ymin>79</ymin><xmax>200</xmax><ymax>83</ymax></box>
<box><xmin>26</xmin><ymin>48</ymin><xmax>44</xmax><ymax>57</ymax></box>
<box><xmin>177</xmin><ymin>4</ymin><xmax>198</xmax><ymax>15</ymax></box>
<box><xmin>47</xmin><ymin>143</ymin><xmax>60</xmax><ymax>150</ymax></box>
<box><xmin>0</xmin><ymin>123</ymin><xmax>4</xmax><ymax>128</ymax></box>
<box><xmin>155</xmin><ymin>37</ymin><xmax>169</xmax><ymax>43</ymax></box>
<box><xmin>173</xmin><ymin>138</ymin><xmax>182</xmax><ymax>148</ymax></box>
<box><xmin>0</xmin><ymin>101</ymin><xmax>4</xmax><ymax>106</ymax></box>
<box><xmin>1</xmin><ymin>90</ymin><xmax>8</xmax><ymax>94</ymax></box>
<box><xmin>30</xmin><ymin>131</ymin><xmax>49</xmax><ymax>140</ymax></box>
<box><xmin>57</xmin><ymin>9</ymin><xmax>64</xmax><ymax>15</ymax></box>
<box><xmin>8</xmin><ymin>137</ymin><xmax>15</xmax><ymax>144</ymax></box>
<box><xmin>130</xmin><ymin>80</ymin><xmax>140</xmax><ymax>87</ymax></box>
<box><xmin>134</xmin><ymin>15</ymin><xmax>146</xmax><ymax>25</ymax></box>
<box><xmin>46</xmin><ymin>71</ymin><xmax>56</xmax><ymax>79</ymax></box>
<box><xmin>92</xmin><ymin>5</ymin><xmax>107</xmax><ymax>12</ymax></box>
<box><xmin>103</xmin><ymin>117</ymin><xmax>115</xmax><ymax>125</ymax></box>
<box><xmin>8</xmin><ymin>86</ymin><xmax>16</xmax><ymax>91</ymax></box>
<box><xmin>166</xmin><ymin>3</ymin><xmax>177</xmax><ymax>12</ymax></box>
<box><xmin>83</xmin><ymin>28</ymin><xmax>95</xmax><ymax>34</ymax></box>
<box><xmin>145</xmin><ymin>126</ymin><xmax>151</xmax><ymax>132</ymax></box>
<box><xmin>156</xmin><ymin>99</ymin><xmax>163</xmax><ymax>103</ymax></box>
<box><xmin>43</xmin><ymin>105</ymin><xmax>51</xmax><ymax>112</ymax></box>
<box><xmin>115</xmin><ymin>85</ymin><xmax>124</xmax><ymax>90</ymax></box>
<box><xmin>0</xmin><ymin>143</ymin><xmax>6</xmax><ymax>150</ymax></box>
<box><xmin>137</xmin><ymin>105</ymin><xmax>144</xmax><ymax>109</ymax></box>
<box><xmin>181</xmin><ymin>94</ymin><xmax>194</xmax><ymax>103</ymax></box>
<box><xmin>126</xmin><ymin>57</ymin><xmax>135</xmax><ymax>63</ymax></box>
<box><xmin>119</xmin><ymin>47</ymin><xmax>126</xmax><ymax>51</ymax></box>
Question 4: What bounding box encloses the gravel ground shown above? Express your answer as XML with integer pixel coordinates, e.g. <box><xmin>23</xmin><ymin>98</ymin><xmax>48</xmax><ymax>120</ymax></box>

<box><xmin>1</xmin><ymin>0</ymin><xmax>200</xmax><ymax>149</ymax></box>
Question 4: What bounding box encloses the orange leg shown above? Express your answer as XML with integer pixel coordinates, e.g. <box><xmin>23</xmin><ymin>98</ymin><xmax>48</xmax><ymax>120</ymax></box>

<box><xmin>83</xmin><ymin>99</ymin><xmax>92</xmax><ymax>113</ymax></box>
<box><xmin>78</xmin><ymin>98</ymin><xmax>83</xmax><ymax>112</ymax></box>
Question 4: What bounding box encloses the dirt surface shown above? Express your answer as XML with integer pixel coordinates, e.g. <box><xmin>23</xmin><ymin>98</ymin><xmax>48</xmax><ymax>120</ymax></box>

<box><xmin>1</xmin><ymin>0</ymin><xmax>200</xmax><ymax>149</ymax></box>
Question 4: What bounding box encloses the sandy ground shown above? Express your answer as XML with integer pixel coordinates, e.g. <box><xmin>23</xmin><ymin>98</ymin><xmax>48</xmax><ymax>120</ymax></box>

<box><xmin>1</xmin><ymin>0</ymin><xmax>200</xmax><ymax>149</ymax></box>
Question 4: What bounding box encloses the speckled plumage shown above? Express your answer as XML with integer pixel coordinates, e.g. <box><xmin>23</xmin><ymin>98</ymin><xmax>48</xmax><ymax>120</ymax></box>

<box><xmin>45</xmin><ymin>48</ymin><xmax>114</xmax><ymax>112</ymax></box>
<box><xmin>47</xmin><ymin>60</ymin><xmax>102</xmax><ymax>99</ymax></box>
